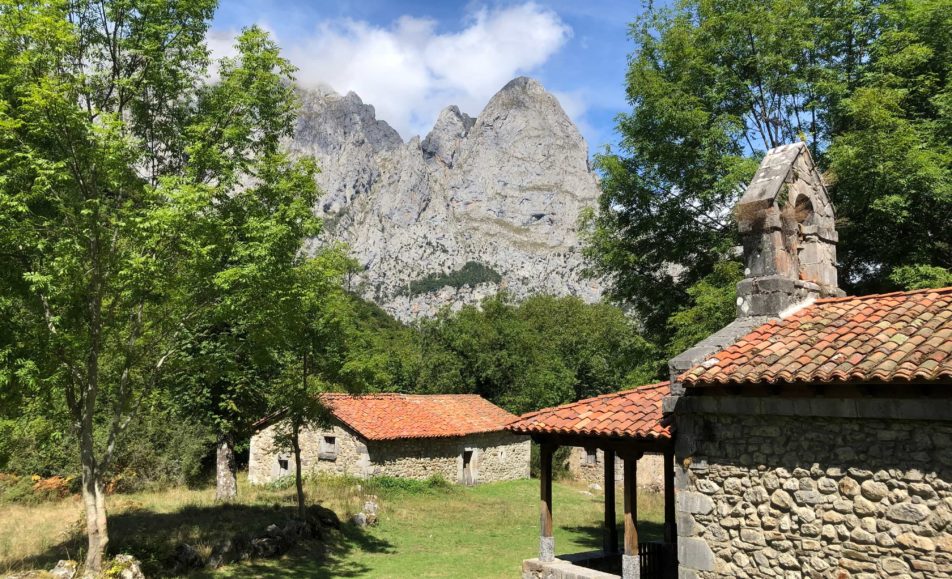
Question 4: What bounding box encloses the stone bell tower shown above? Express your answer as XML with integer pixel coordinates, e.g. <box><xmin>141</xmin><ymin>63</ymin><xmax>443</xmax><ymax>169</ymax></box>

<box><xmin>734</xmin><ymin>142</ymin><xmax>844</xmax><ymax>317</ymax></box>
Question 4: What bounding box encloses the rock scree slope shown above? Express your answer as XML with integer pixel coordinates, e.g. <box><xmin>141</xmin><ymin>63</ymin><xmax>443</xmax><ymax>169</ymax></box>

<box><xmin>291</xmin><ymin>76</ymin><xmax>602</xmax><ymax>320</ymax></box>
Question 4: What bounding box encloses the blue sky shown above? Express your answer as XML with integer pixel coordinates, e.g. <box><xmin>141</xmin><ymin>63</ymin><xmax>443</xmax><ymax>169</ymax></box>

<box><xmin>210</xmin><ymin>1</ymin><xmax>647</xmax><ymax>154</ymax></box>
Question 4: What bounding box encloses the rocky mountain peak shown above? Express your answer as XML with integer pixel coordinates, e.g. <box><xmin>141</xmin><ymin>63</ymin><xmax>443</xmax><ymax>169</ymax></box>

<box><xmin>422</xmin><ymin>105</ymin><xmax>475</xmax><ymax>167</ymax></box>
<box><xmin>290</xmin><ymin>77</ymin><xmax>603</xmax><ymax>320</ymax></box>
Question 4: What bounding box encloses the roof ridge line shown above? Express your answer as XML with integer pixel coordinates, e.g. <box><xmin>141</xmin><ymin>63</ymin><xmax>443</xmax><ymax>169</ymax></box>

<box><xmin>514</xmin><ymin>381</ymin><xmax>671</xmax><ymax>421</ymax></box>
<box><xmin>815</xmin><ymin>285</ymin><xmax>952</xmax><ymax>304</ymax></box>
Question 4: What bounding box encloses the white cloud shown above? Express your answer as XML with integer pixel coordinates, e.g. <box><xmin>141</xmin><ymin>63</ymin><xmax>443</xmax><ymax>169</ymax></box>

<box><xmin>209</xmin><ymin>3</ymin><xmax>573</xmax><ymax>139</ymax></box>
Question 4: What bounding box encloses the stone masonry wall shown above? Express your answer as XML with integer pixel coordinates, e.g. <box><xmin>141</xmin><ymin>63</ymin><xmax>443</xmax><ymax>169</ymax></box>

<box><xmin>249</xmin><ymin>421</ymin><xmax>530</xmax><ymax>485</ymax></box>
<box><xmin>367</xmin><ymin>431</ymin><xmax>530</xmax><ymax>483</ymax></box>
<box><xmin>249</xmin><ymin>422</ymin><xmax>371</xmax><ymax>484</ymax></box>
<box><xmin>568</xmin><ymin>449</ymin><xmax>664</xmax><ymax>492</ymax></box>
<box><xmin>675</xmin><ymin>412</ymin><xmax>952</xmax><ymax>578</ymax></box>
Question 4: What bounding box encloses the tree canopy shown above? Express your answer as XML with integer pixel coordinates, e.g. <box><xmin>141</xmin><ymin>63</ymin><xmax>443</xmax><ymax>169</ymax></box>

<box><xmin>0</xmin><ymin>1</ymin><xmax>344</xmax><ymax>572</ymax></box>
<box><xmin>584</xmin><ymin>0</ymin><xmax>952</xmax><ymax>354</ymax></box>
<box><xmin>353</xmin><ymin>295</ymin><xmax>658</xmax><ymax>415</ymax></box>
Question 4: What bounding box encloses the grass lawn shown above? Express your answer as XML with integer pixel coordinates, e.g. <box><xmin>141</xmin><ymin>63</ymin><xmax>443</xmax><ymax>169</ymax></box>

<box><xmin>0</xmin><ymin>476</ymin><xmax>664</xmax><ymax>578</ymax></box>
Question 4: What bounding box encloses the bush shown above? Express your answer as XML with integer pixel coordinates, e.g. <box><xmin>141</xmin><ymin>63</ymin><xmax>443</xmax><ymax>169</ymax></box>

<box><xmin>0</xmin><ymin>405</ymin><xmax>216</xmax><ymax>497</ymax></box>
<box><xmin>265</xmin><ymin>474</ymin><xmax>296</xmax><ymax>491</ymax></box>
<box><xmin>0</xmin><ymin>473</ymin><xmax>78</xmax><ymax>504</ymax></box>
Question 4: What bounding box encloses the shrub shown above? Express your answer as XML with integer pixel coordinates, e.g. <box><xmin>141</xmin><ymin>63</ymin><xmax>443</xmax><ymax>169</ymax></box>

<box><xmin>0</xmin><ymin>472</ymin><xmax>78</xmax><ymax>503</ymax></box>
<box><xmin>0</xmin><ymin>406</ymin><xmax>216</xmax><ymax>497</ymax></box>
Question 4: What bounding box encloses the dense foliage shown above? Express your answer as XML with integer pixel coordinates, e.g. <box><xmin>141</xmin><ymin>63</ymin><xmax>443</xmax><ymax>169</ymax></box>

<box><xmin>395</xmin><ymin>261</ymin><xmax>503</xmax><ymax>298</ymax></box>
<box><xmin>0</xmin><ymin>0</ymin><xmax>354</xmax><ymax>570</ymax></box>
<box><xmin>353</xmin><ymin>294</ymin><xmax>658</xmax><ymax>415</ymax></box>
<box><xmin>584</xmin><ymin>0</ymin><xmax>952</xmax><ymax>353</ymax></box>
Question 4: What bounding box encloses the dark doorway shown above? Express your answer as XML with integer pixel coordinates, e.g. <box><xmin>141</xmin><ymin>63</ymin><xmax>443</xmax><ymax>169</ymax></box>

<box><xmin>462</xmin><ymin>450</ymin><xmax>475</xmax><ymax>485</ymax></box>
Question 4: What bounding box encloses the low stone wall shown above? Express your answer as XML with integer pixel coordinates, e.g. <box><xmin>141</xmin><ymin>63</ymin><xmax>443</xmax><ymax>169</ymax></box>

<box><xmin>522</xmin><ymin>556</ymin><xmax>618</xmax><ymax>579</ymax></box>
<box><xmin>674</xmin><ymin>411</ymin><xmax>952</xmax><ymax>578</ymax></box>
<box><xmin>568</xmin><ymin>449</ymin><xmax>664</xmax><ymax>491</ymax></box>
<box><xmin>249</xmin><ymin>422</ymin><xmax>530</xmax><ymax>485</ymax></box>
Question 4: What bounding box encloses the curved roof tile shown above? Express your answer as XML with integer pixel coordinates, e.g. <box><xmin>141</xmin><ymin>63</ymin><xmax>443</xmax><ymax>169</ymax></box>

<box><xmin>681</xmin><ymin>287</ymin><xmax>952</xmax><ymax>386</ymax></box>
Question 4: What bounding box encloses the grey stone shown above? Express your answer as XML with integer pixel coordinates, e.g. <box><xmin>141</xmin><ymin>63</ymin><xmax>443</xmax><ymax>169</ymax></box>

<box><xmin>793</xmin><ymin>490</ymin><xmax>821</xmax><ymax>505</ymax></box>
<box><xmin>696</xmin><ymin>479</ymin><xmax>720</xmax><ymax>494</ymax></box>
<box><xmin>540</xmin><ymin>536</ymin><xmax>555</xmax><ymax>562</ymax></box>
<box><xmin>679</xmin><ymin>491</ymin><xmax>715</xmax><ymax>515</ymax></box>
<box><xmin>746</xmin><ymin>486</ymin><xmax>770</xmax><ymax>504</ymax></box>
<box><xmin>678</xmin><ymin>537</ymin><xmax>716</xmax><ymax>572</ymax></box>
<box><xmin>110</xmin><ymin>555</ymin><xmax>145</xmax><ymax>579</ymax></box>
<box><xmin>740</xmin><ymin>528</ymin><xmax>767</xmax><ymax>546</ymax></box>
<box><xmin>887</xmin><ymin>502</ymin><xmax>931</xmax><ymax>523</ymax></box>
<box><xmin>622</xmin><ymin>554</ymin><xmax>640</xmax><ymax>579</ymax></box>
<box><xmin>881</xmin><ymin>557</ymin><xmax>909</xmax><ymax>574</ymax></box>
<box><xmin>860</xmin><ymin>480</ymin><xmax>889</xmax><ymax>502</ymax></box>
<box><xmin>770</xmin><ymin>489</ymin><xmax>794</xmax><ymax>511</ymax></box>
<box><xmin>49</xmin><ymin>561</ymin><xmax>77</xmax><ymax>579</ymax></box>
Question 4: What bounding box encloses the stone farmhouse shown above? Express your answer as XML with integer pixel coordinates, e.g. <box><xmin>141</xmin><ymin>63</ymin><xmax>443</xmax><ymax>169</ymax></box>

<box><xmin>509</xmin><ymin>142</ymin><xmax>952</xmax><ymax>579</ymax></box>
<box><xmin>249</xmin><ymin>393</ymin><xmax>529</xmax><ymax>485</ymax></box>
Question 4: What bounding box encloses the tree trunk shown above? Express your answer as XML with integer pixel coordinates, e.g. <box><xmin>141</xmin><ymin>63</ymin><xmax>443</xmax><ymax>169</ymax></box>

<box><xmin>292</xmin><ymin>422</ymin><xmax>305</xmax><ymax>519</ymax></box>
<box><xmin>80</xmin><ymin>432</ymin><xmax>108</xmax><ymax>577</ymax></box>
<box><xmin>215</xmin><ymin>434</ymin><xmax>238</xmax><ymax>501</ymax></box>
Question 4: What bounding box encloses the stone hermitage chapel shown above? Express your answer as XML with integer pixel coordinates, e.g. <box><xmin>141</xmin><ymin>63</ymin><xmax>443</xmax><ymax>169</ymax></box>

<box><xmin>249</xmin><ymin>393</ymin><xmax>530</xmax><ymax>485</ymax></box>
<box><xmin>509</xmin><ymin>143</ymin><xmax>952</xmax><ymax>579</ymax></box>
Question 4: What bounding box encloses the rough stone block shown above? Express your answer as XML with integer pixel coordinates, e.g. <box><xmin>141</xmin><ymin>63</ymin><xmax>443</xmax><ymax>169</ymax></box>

<box><xmin>678</xmin><ymin>491</ymin><xmax>715</xmax><ymax>515</ymax></box>
<box><xmin>678</xmin><ymin>537</ymin><xmax>715</xmax><ymax>572</ymax></box>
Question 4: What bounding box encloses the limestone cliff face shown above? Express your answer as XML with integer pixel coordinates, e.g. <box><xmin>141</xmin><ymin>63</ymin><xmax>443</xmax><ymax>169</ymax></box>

<box><xmin>291</xmin><ymin>77</ymin><xmax>602</xmax><ymax>320</ymax></box>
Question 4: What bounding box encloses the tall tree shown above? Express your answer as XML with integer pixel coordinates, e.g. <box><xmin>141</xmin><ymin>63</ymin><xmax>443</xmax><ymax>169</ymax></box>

<box><xmin>265</xmin><ymin>249</ymin><xmax>363</xmax><ymax>518</ymax></box>
<box><xmin>584</xmin><ymin>0</ymin><xmax>951</xmax><ymax>351</ymax></box>
<box><xmin>166</xmin><ymin>26</ymin><xmax>322</xmax><ymax>502</ymax></box>
<box><xmin>0</xmin><ymin>1</ymin><xmax>312</xmax><ymax>573</ymax></box>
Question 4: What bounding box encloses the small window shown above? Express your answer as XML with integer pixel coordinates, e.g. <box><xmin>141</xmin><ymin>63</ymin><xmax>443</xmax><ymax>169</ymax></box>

<box><xmin>277</xmin><ymin>457</ymin><xmax>289</xmax><ymax>473</ymax></box>
<box><xmin>584</xmin><ymin>448</ymin><xmax>597</xmax><ymax>466</ymax></box>
<box><xmin>319</xmin><ymin>435</ymin><xmax>337</xmax><ymax>461</ymax></box>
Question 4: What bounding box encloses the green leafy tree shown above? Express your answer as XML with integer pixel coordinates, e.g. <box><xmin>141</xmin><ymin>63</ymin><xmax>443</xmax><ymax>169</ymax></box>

<box><xmin>0</xmin><ymin>0</ymin><xmax>216</xmax><ymax>572</ymax></box>
<box><xmin>0</xmin><ymin>1</ymin><xmax>310</xmax><ymax>572</ymax></box>
<box><xmin>415</xmin><ymin>295</ymin><xmax>657</xmax><ymax>413</ymax></box>
<box><xmin>585</xmin><ymin>0</ymin><xmax>951</xmax><ymax>352</ymax></box>
<box><xmin>264</xmin><ymin>249</ymin><xmax>365</xmax><ymax>517</ymax></box>
<box><xmin>165</xmin><ymin>27</ymin><xmax>323</xmax><ymax>502</ymax></box>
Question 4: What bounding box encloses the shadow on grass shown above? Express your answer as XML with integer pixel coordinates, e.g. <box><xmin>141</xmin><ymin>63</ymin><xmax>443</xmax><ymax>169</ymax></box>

<box><xmin>560</xmin><ymin>520</ymin><xmax>665</xmax><ymax>552</ymax></box>
<box><xmin>18</xmin><ymin>502</ymin><xmax>393</xmax><ymax>578</ymax></box>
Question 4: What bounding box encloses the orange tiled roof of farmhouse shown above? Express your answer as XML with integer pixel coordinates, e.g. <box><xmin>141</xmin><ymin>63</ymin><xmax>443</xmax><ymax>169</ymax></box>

<box><xmin>680</xmin><ymin>286</ymin><xmax>952</xmax><ymax>386</ymax></box>
<box><xmin>319</xmin><ymin>393</ymin><xmax>518</xmax><ymax>441</ymax></box>
<box><xmin>506</xmin><ymin>381</ymin><xmax>671</xmax><ymax>440</ymax></box>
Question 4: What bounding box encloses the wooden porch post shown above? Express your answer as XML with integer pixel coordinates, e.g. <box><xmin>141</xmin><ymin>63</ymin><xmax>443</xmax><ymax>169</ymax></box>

<box><xmin>539</xmin><ymin>443</ymin><xmax>555</xmax><ymax>562</ymax></box>
<box><xmin>623</xmin><ymin>452</ymin><xmax>641</xmax><ymax>579</ymax></box>
<box><xmin>603</xmin><ymin>449</ymin><xmax>618</xmax><ymax>554</ymax></box>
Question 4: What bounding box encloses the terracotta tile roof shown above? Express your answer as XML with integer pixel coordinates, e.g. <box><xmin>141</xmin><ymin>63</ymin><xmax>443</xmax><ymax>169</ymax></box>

<box><xmin>681</xmin><ymin>286</ymin><xmax>952</xmax><ymax>386</ymax></box>
<box><xmin>506</xmin><ymin>382</ymin><xmax>671</xmax><ymax>440</ymax></box>
<box><xmin>319</xmin><ymin>393</ymin><xmax>518</xmax><ymax>441</ymax></box>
